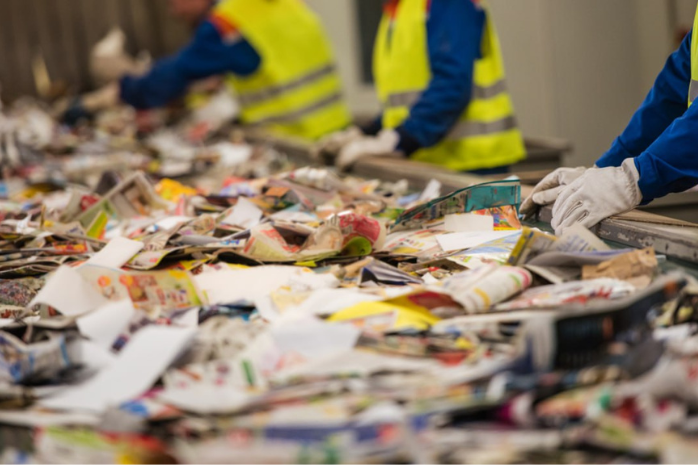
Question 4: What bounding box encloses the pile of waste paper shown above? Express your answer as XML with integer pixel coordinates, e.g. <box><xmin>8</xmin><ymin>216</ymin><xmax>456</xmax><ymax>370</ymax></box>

<box><xmin>0</xmin><ymin>99</ymin><xmax>696</xmax><ymax>464</ymax></box>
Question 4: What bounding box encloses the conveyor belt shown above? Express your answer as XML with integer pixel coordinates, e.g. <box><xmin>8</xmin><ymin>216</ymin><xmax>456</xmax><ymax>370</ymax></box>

<box><xmin>244</xmin><ymin>130</ymin><xmax>698</xmax><ymax>266</ymax></box>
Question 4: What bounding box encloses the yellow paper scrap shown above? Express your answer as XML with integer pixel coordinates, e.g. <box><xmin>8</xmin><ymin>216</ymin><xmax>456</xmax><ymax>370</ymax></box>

<box><xmin>328</xmin><ymin>301</ymin><xmax>440</xmax><ymax>332</ymax></box>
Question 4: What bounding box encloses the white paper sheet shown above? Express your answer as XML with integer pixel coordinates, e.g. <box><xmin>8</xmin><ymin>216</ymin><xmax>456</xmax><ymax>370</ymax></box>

<box><xmin>85</xmin><ymin>236</ymin><xmax>144</xmax><ymax>269</ymax></box>
<box><xmin>41</xmin><ymin>326</ymin><xmax>195</xmax><ymax>413</ymax></box>
<box><xmin>221</xmin><ymin>197</ymin><xmax>263</xmax><ymax>229</ymax></box>
<box><xmin>254</xmin><ymin>295</ymin><xmax>281</xmax><ymax>322</ymax></box>
<box><xmin>418</xmin><ymin>179</ymin><xmax>442</xmax><ymax>202</ymax></box>
<box><xmin>271</xmin><ymin>317</ymin><xmax>360</xmax><ymax>360</ymax></box>
<box><xmin>171</xmin><ymin>307</ymin><xmax>200</xmax><ymax>328</ymax></box>
<box><xmin>29</xmin><ymin>266</ymin><xmax>108</xmax><ymax>316</ymax></box>
<box><xmin>443</xmin><ymin>213</ymin><xmax>494</xmax><ymax>233</ymax></box>
<box><xmin>195</xmin><ymin>266</ymin><xmax>296</xmax><ymax>305</ymax></box>
<box><xmin>77</xmin><ymin>300</ymin><xmax>135</xmax><ymax>349</ymax></box>
<box><xmin>236</xmin><ymin>318</ymin><xmax>361</xmax><ymax>389</ymax></box>
<box><xmin>0</xmin><ymin>409</ymin><xmax>100</xmax><ymax>428</ymax></box>
<box><xmin>210</xmin><ymin>142</ymin><xmax>252</xmax><ymax>167</ymax></box>
<box><xmin>436</xmin><ymin>230</ymin><xmax>520</xmax><ymax>252</ymax></box>
<box><xmin>158</xmin><ymin>386</ymin><xmax>251</xmax><ymax>415</ymax></box>
<box><xmin>147</xmin><ymin>131</ymin><xmax>196</xmax><ymax>161</ymax></box>
<box><xmin>154</xmin><ymin>216</ymin><xmax>193</xmax><ymax>231</ymax></box>
<box><xmin>272</xmin><ymin>349</ymin><xmax>437</xmax><ymax>383</ymax></box>
<box><xmin>270</xmin><ymin>210</ymin><xmax>317</xmax><ymax>223</ymax></box>
<box><xmin>281</xmin><ymin>288</ymin><xmax>383</xmax><ymax>319</ymax></box>
<box><xmin>78</xmin><ymin>340</ymin><xmax>116</xmax><ymax>371</ymax></box>
<box><xmin>195</xmin><ymin>266</ymin><xmax>337</xmax><ymax>306</ymax></box>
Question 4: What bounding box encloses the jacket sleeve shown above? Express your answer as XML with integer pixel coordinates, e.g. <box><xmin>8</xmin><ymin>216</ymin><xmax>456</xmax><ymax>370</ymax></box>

<box><xmin>633</xmin><ymin>94</ymin><xmax>698</xmax><ymax>202</ymax></box>
<box><xmin>119</xmin><ymin>20</ymin><xmax>261</xmax><ymax>110</ymax></box>
<box><xmin>596</xmin><ymin>32</ymin><xmax>692</xmax><ymax>169</ymax></box>
<box><xmin>395</xmin><ymin>0</ymin><xmax>486</xmax><ymax>155</ymax></box>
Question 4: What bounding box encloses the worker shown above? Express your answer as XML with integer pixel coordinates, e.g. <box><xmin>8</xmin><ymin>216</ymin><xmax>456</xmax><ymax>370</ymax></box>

<box><xmin>523</xmin><ymin>14</ymin><xmax>698</xmax><ymax>235</ymax></box>
<box><xmin>318</xmin><ymin>0</ymin><xmax>526</xmax><ymax>174</ymax></box>
<box><xmin>89</xmin><ymin>0</ymin><xmax>227</xmax><ymax>118</ymax></box>
<box><xmin>90</xmin><ymin>1</ymin><xmax>215</xmax><ymax>87</ymax></box>
<box><xmin>63</xmin><ymin>0</ymin><xmax>351</xmax><ymax>141</ymax></box>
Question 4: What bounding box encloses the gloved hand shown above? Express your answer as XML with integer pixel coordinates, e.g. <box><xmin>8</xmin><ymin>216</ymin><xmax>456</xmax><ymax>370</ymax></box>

<box><xmin>336</xmin><ymin>129</ymin><xmax>401</xmax><ymax>170</ymax></box>
<box><xmin>551</xmin><ymin>158</ymin><xmax>642</xmax><ymax>235</ymax></box>
<box><xmin>520</xmin><ymin>166</ymin><xmax>589</xmax><ymax>216</ymax></box>
<box><xmin>312</xmin><ymin>126</ymin><xmax>364</xmax><ymax>160</ymax></box>
<box><xmin>90</xmin><ymin>28</ymin><xmax>151</xmax><ymax>86</ymax></box>
<box><xmin>57</xmin><ymin>83</ymin><xmax>120</xmax><ymax>126</ymax></box>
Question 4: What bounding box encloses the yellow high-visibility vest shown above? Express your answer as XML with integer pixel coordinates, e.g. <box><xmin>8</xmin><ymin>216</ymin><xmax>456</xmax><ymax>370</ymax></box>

<box><xmin>690</xmin><ymin>8</ymin><xmax>698</xmax><ymax>106</ymax></box>
<box><xmin>373</xmin><ymin>0</ymin><xmax>526</xmax><ymax>171</ymax></box>
<box><xmin>214</xmin><ymin>0</ymin><xmax>351</xmax><ymax>140</ymax></box>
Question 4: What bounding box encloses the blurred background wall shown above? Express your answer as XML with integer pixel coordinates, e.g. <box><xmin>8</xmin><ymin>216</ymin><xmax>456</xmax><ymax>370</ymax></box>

<box><xmin>0</xmin><ymin>0</ymin><xmax>188</xmax><ymax>99</ymax></box>
<box><xmin>0</xmin><ymin>0</ymin><xmax>696</xmax><ymax>167</ymax></box>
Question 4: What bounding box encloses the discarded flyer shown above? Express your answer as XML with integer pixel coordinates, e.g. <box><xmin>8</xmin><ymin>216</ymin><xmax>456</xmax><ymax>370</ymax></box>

<box><xmin>391</xmin><ymin>181</ymin><xmax>521</xmax><ymax>232</ymax></box>
<box><xmin>0</xmin><ymin>328</ymin><xmax>81</xmax><ymax>384</ymax></box>
<box><xmin>494</xmin><ymin>277</ymin><xmax>636</xmax><ymax>311</ymax></box>
<box><xmin>442</xmin><ymin>263</ymin><xmax>533</xmax><ymax>313</ymax></box>
<box><xmin>77</xmin><ymin>265</ymin><xmax>203</xmax><ymax>311</ymax></box>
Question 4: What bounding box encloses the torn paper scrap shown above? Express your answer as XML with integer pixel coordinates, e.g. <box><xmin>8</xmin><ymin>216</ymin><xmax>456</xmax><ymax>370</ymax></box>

<box><xmin>41</xmin><ymin>326</ymin><xmax>195</xmax><ymax>413</ymax></box>
<box><xmin>221</xmin><ymin>197</ymin><xmax>263</xmax><ymax>230</ymax></box>
<box><xmin>437</xmin><ymin>230</ymin><xmax>520</xmax><ymax>253</ymax></box>
<box><xmin>30</xmin><ymin>266</ymin><xmax>108</xmax><ymax>317</ymax></box>
<box><xmin>86</xmin><ymin>236</ymin><xmax>144</xmax><ymax>269</ymax></box>
<box><xmin>77</xmin><ymin>300</ymin><xmax>135</xmax><ymax>350</ymax></box>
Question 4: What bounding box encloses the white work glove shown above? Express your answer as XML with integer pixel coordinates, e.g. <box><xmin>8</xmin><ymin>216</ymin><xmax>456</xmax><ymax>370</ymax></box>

<box><xmin>336</xmin><ymin>129</ymin><xmax>401</xmax><ymax>171</ymax></box>
<box><xmin>312</xmin><ymin>126</ymin><xmax>364</xmax><ymax>160</ymax></box>
<box><xmin>90</xmin><ymin>28</ymin><xmax>151</xmax><ymax>86</ymax></box>
<box><xmin>551</xmin><ymin>158</ymin><xmax>642</xmax><ymax>235</ymax></box>
<box><xmin>520</xmin><ymin>166</ymin><xmax>590</xmax><ymax>216</ymax></box>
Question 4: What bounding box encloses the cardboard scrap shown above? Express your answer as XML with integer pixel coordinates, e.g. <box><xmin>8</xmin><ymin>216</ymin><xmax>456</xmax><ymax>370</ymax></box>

<box><xmin>582</xmin><ymin>247</ymin><xmax>658</xmax><ymax>288</ymax></box>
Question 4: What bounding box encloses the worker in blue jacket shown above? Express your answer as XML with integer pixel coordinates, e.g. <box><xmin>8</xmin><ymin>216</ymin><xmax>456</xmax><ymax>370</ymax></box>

<box><xmin>116</xmin><ymin>0</ymin><xmax>259</xmax><ymax>111</ymax></box>
<box><xmin>523</xmin><ymin>24</ymin><xmax>698</xmax><ymax>235</ymax></box>
<box><xmin>63</xmin><ymin>0</ymin><xmax>351</xmax><ymax>140</ymax></box>
<box><xmin>317</xmin><ymin>0</ymin><xmax>526</xmax><ymax>173</ymax></box>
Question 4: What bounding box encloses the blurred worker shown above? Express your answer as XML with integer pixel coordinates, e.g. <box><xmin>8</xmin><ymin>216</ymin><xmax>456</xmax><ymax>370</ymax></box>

<box><xmin>90</xmin><ymin>0</ymin><xmax>214</xmax><ymax>87</ymax></box>
<box><xmin>522</xmin><ymin>14</ymin><xmax>698</xmax><ymax>235</ymax></box>
<box><xmin>318</xmin><ymin>0</ymin><xmax>526</xmax><ymax>173</ymax></box>
<box><xmin>64</xmin><ymin>0</ymin><xmax>351</xmax><ymax>141</ymax></box>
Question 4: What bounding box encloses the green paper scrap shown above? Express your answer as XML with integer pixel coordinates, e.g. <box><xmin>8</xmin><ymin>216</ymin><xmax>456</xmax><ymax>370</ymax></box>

<box><xmin>341</xmin><ymin>237</ymin><xmax>373</xmax><ymax>257</ymax></box>
<box><xmin>390</xmin><ymin>180</ymin><xmax>521</xmax><ymax>232</ymax></box>
<box><xmin>243</xmin><ymin>359</ymin><xmax>256</xmax><ymax>388</ymax></box>
<box><xmin>86</xmin><ymin>210</ymin><xmax>109</xmax><ymax>239</ymax></box>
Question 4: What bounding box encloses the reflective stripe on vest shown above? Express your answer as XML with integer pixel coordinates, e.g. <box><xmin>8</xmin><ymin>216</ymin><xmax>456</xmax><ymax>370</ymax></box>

<box><xmin>373</xmin><ymin>0</ymin><xmax>525</xmax><ymax>171</ymax></box>
<box><xmin>237</xmin><ymin>64</ymin><xmax>337</xmax><ymax>107</ymax></box>
<box><xmin>253</xmin><ymin>92</ymin><xmax>344</xmax><ymax>125</ymax></box>
<box><xmin>472</xmin><ymin>80</ymin><xmax>508</xmax><ymax>100</ymax></box>
<box><xmin>691</xmin><ymin>80</ymin><xmax>698</xmax><ymax>104</ymax></box>
<box><xmin>386</xmin><ymin>79</ymin><xmax>510</xmax><ymax>109</ymax></box>
<box><xmin>215</xmin><ymin>0</ymin><xmax>351</xmax><ymax>140</ymax></box>
<box><xmin>446</xmin><ymin>115</ymin><xmax>518</xmax><ymax>140</ymax></box>
<box><xmin>387</xmin><ymin>91</ymin><xmax>422</xmax><ymax>108</ymax></box>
